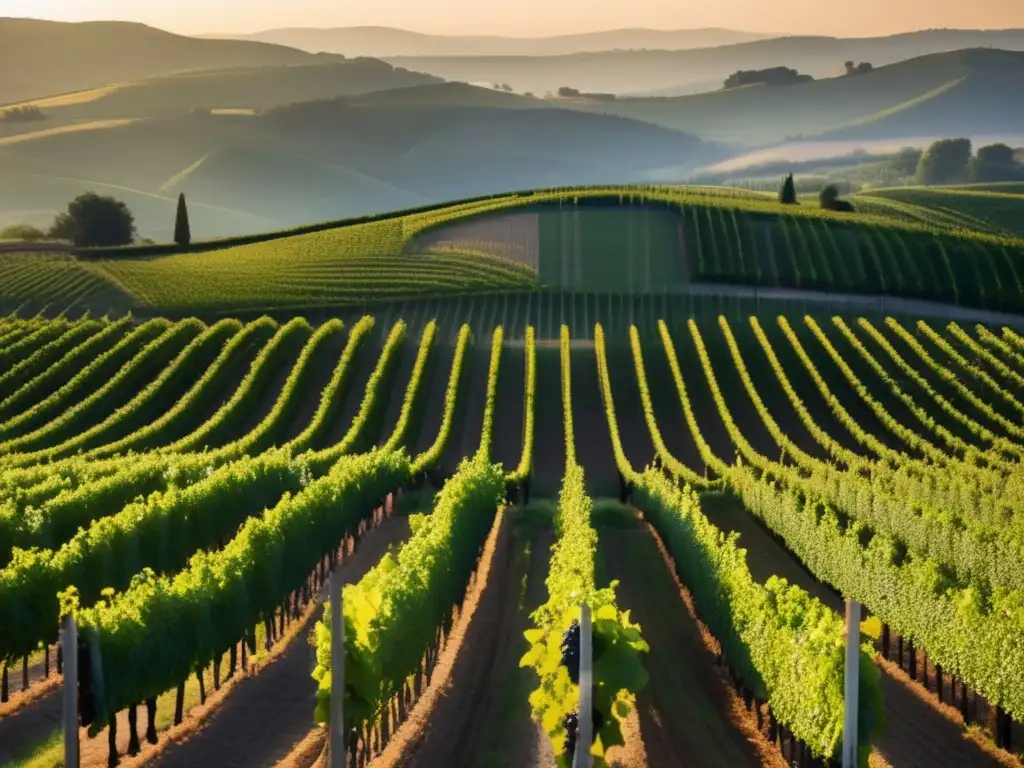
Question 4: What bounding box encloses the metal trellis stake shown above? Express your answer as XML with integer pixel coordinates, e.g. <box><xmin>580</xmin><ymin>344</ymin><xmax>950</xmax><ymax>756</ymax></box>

<box><xmin>573</xmin><ymin>603</ymin><xmax>593</xmax><ymax>768</ymax></box>
<box><xmin>329</xmin><ymin>571</ymin><xmax>346</xmax><ymax>768</ymax></box>
<box><xmin>842</xmin><ymin>599</ymin><xmax>861</xmax><ymax>768</ymax></box>
<box><xmin>61</xmin><ymin>612</ymin><xmax>79</xmax><ymax>768</ymax></box>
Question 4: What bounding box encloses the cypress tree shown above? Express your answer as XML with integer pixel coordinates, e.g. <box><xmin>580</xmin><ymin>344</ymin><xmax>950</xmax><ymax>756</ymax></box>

<box><xmin>779</xmin><ymin>174</ymin><xmax>797</xmax><ymax>205</ymax></box>
<box><xmin>174</xmin><ymin>193</ymin><xmax>191</xmax><ymax>246</ymax></box>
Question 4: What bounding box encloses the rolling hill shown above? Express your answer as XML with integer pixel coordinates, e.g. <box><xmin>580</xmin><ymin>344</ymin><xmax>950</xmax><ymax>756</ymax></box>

<box><xmin>382</xmin><ymin>28</ymin><xmax>1024</xmax><ymax>95</ymax></box>
<box><xmin>0</xmin><ymin>17</ymin><xmax>340</xmax><ymax>105</ymax></box>
<box><xmin>0</xmin><ymin>85</ymin><xmax>721</xmax><ymax>241</ymax></box>
<box><xmin>561</xmin><ymin>48</ymin><xmax>1024</xmax><ymax>145</ymax></box>
<box><xmin>0</xmin><ymin>59</ymin><xmax>443</xmax><ymax>123</ymax></box>
<box><xmin>215</xmin><ymin>26</ymin><xmax>773</xmax><ymax>57</ymax></box>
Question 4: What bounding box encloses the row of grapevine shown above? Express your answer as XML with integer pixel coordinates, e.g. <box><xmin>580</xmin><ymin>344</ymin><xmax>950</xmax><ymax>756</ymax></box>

<box><xmin>0</xmin><ymin>450</ymin><xmax>307</xmax><ymax>663</ymax></box>
<box><xmin>69</xmin><ymin>449</ymin><xmax>410</xmax><ymax>725</ymax></box>
<box><xmin>0</xmin><ymin>319</ymin><xmax>205</xmax><ymax>458</ymax></box>
<box><xmin>630</xmin><ymin>470</ymin><xmax>881</xmax><ymax>763</ymax></box>
<box><xmin>0</xmin><ymin>317</ymin><xmax>133</xmax><ymax>424</ymax></box>
<box><xmin>0</xmin><ymin>319</ymin><xmax>170</xmax><ymax>441</ymax></box>
<box><xmin>312</xmin><ymin>455</ymin><xmax>506</xmax><ymax>751</ymax></box>
<box><xmin>521</xmin><ymin>324</ymin><xmax>648</xmax><ymax>766</ymax></box>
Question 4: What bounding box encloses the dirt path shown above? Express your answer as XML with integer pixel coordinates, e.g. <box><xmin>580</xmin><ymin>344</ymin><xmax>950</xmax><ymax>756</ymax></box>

<box><xmin>571</xmin><ymin>345</ymin><xmax>618</xmax><ymax>497</ymax></box>
<box><xmin>375</xmin><ymin>512</ymin><xmax>553</xmax><ymax>768</ymax></box>
<box><xmin>315</xmin><ymin>333</ymin><xmax>382</xmax><ymax>450</ymax></box>
<box><xmin>531</xmin><ymin>346</ymin><xmax>565</xmax><ymax>497</ymax></box>
<box><xmin>0</xmin><ymin>681</ymin><xmax>62</xmax><ymax>764</ymax></box>
<box><xmin>596</xmin><ymin>517</ymin><xmax>777</xmax><ymax>768</ymax></box>
<box><xmin>410</xmin><ymin>340</ymin><xmax>457</xmax><ymax>459</ymax></box>
<box><xmin>277</xmin><ymin>329</ymin><xmax>347</xmax><ymax>444</ymax></box>
<box><xmin>142</xmin><ymin>512</ymin><xmax>414</xmax><ymax>768</ymax></box>
<box><xmin>490</xmin><ymin>343</ymin><xmax>524</xmax><ymax>472</ymax></box>
<box><xmin>439</xmin><ymin>340</ymin><xmax>488</xmax><ymax>477</ymax></box>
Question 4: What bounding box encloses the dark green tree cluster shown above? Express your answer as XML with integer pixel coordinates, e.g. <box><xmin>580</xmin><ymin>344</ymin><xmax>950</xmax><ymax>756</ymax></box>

<box><xmin>48</xmin><ymin>193</ymin><xmax>136</xmax><ymax>247</ymax></box>
<box><xmin>915</xmin><ymin>138</ymin><xmax>1024</xmax><ymax>185</ymax></box>
<box><xmin>819</xmin><ymin>184</ymin><xmax>855</xmax><ymax>212</ymax></box>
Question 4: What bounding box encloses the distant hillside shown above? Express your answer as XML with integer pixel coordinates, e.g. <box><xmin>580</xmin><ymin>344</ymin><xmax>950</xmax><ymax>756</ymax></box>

<box><xmin>218</xmin><ymin>26</ymin><xmax>771</xmax><ymax>57</ymax></box>
<box><xmin>0</xmin><ymin>17</ymin><xmax>336</xmax><ymax>105</ymax></box>
<box><xmin>563</xmin><ymin>48</ymin><xmax>1024</xmax><ymax>145</ymax></box>
<box><xmin>816</xmin><ymin>49</ymin><xmax>1024</xmax><ymax>141</ymax></box>
<box><xmin>383</xmin><ymin>28</ymin><xmax>1024</xmax><ymax>95</ymax></box>
<box><xmin>0</xmin><ymin>59</ymin><xmax>442</xmax><ymax>121</ymax></box>
<box><xmin>0</xmin><ymin>84</ymin><xmax>721</xmax><ymax>241</ymax></box>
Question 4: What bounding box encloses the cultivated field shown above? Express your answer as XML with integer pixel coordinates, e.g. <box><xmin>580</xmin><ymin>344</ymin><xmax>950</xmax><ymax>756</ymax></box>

<box><xmin>2</xmin><ymin>297</ymin><xmax>1024</xmax><ymax>767</ymax></box>
<box><xmin>4</xmin><ymin>186</ymin><xmax>1024</xmax><ymax>318</ymax></box>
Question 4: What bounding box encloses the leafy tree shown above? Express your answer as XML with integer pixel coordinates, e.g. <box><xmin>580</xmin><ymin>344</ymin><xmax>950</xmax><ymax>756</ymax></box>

<box><xmin>779</xmin><ymin>174</ymin><xmax>797</xmax><ymax>205</ymax></box>
<box><xmin>174</xmin><ymin>193</ymin><xmax>191</xmax><ymax>246</ymax></box>
<box><xmin>48</xmin><ymin>192</ymin><xmax>136</xmax><ymax>247</ymax></box>
<box><xmin>969</xmin><ymin>143</ymin><xmax>1022</xmax><ymax>182</ymax></box>
<box><xmin>819</xmin><ymin>184</ymin><xmax>855</xmax><ymax>211</ymax></box>
<box><xmin>557</xmin><ymin>86</ymin><xmax>581</xmax><ymax>97</ymax></box>
<box><xmin>915</xmin><ymin>138</ymin><xmax>972</xmax><ymax>185</ymax></box>
<box><xmin>0</xmin><ymin>223</ymin><xmax>46</xmax><ymax>241</ymax></box>
<box><xmin>888</xmin><ymin>146</ymin><xmax>923</xmax><ymax>177</ymax></box>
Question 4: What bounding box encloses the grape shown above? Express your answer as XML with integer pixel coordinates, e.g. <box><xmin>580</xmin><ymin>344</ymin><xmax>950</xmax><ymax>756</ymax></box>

<box><xmin>561</xmin><ymin>620</ymin><xmax>581</xmax><ymax>683</ymax></box>
<box><xmin>563</xmin><ymin>710</ymin><xmax>579</xmax><ymax>758</ymax></box>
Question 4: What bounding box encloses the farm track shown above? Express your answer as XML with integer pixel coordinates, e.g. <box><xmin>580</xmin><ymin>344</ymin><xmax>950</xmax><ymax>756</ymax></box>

<box><xmin>699</xmin><ymin>493</ymin><xmax>1004</xmax><ymax>767</ymax></box>
<box><xmin>130</xmin><ymin>511</ymin><xmax>415</xmax><ymax>768</ymax></box>
<box><xmin>276</xmin><ymin>331</ymin><xmax>348</xmax><ymax>445</ymax></box>
<box><xmin>570</xmin><ymin>345</ymin><xmax>618</xmax><ymax>497</ymax></box>
<box><xmin>314</xmin><ymin>335</ymin><xmax>382</xmax><ymax>451</ymax></box>
<box><xmin>375</xmin><ymin>512</ymin><xmax>553</xmax><ymax>768</ymax></box>
<box><xmin>595</xmin><ymin>516</ymin><xmax>779</xmax><ymax>768</ymax></box>
<box><xmin>439</xmin><ymin>342</ymin><xmax>488</xmax><ymax>477</ymax></box>
<box><xmin>605</xmin><ymin>339</ymin><xmax>656</xmax><ymax>473</ymax></box>
<box><xmin>411</xmin><ymin>340</ymin><xmax>457</xmax><ymax>459</ymax></box>
<box><xmin>490</xmin><ymin>343</ymin><xmax>524</xmax><ymax>471</ymax></box>
<box><xmin>377</xmin><ymin>337</ymin><xmax>422</xmax><ymax>448</ymax></box>
<box><xmin>642</xmin><ymin>334</ymin><xmax>708</xmax><ymax>474</ymax></box>
<box><xmin>0</xmin><ymin>655</ymin><xmax>62</xmax><ymax>765</ymax></box>
<box><xmin>531</xmin><ymin>346</ymin><xmax>564</xmax><ymax>497</ymax></box>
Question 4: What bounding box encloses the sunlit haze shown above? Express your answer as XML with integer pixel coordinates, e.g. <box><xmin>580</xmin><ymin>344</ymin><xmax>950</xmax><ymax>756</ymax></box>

<box><xmin>5</xmin><ymin>0</ymin><xmax>1024</xmax><ymax>37</ymax></box>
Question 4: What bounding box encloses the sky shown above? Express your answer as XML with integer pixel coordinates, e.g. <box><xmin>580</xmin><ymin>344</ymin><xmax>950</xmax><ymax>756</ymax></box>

<box><xmin>4</xmin><ymin>0</ymin><xmax>1024</xmax><ymax>37</ymax></box>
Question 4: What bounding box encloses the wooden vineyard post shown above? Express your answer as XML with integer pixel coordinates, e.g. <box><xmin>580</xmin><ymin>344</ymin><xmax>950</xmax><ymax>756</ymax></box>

<box><xmin>62</xmin><ymin>612</ymin><xmax>79</xmax><ymax>768</ymax></box>
<box><xmin>329</xmin><ymin>570</ymin><xmax>346</xmax><ymax>768</ymax></box>
<box><xmin>842</xmin><ymin>599</ymin><xmax>861</xmax><ymax>768</ymax></box>
<box><xmin>574</xmin><ymin>603</ymin><xmax>593</xmax><ymax>768</ymax></box>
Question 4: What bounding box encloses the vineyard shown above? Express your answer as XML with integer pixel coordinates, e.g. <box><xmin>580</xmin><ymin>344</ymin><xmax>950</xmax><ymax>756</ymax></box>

<box><xmin>3</xmin><ymin>185</ymin><xmax>1024</xmax><ymax>317</ymax></box>
<box><xmin>1</xmin><ymin>296</ymin><xmax>1023</xmax><ymax>768</ymax></box>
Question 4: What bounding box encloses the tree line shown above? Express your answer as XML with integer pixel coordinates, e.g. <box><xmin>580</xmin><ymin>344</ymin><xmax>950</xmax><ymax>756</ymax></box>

<box><xmin>1</xmin><ymin>192</ymin><xmax>191</xmax><ymax>248</ymax></box>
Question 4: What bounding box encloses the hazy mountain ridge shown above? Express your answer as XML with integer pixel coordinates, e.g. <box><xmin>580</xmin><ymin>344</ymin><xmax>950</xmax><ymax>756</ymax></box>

<box><xmin>381</xmin><ymin>28</ymin><xmax>1024</xmax><ymax>94</ymax></box>
<box><xmin>0</xmin><ymin>17</ymin><xmax>340</xmax><ymax>105</ymax></box>
<box><xmin>559</xmin><ymin>47</ymin><xmax>1024</xmax><ymax>144</ymax></box>
<box><xmin>209</xmin><ymin>26</ymin><xmax>773</xmax><ymax>57</ymax></box>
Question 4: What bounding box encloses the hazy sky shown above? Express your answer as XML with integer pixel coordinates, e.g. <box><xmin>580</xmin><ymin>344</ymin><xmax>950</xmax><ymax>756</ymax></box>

<box><xmin>6</xmin><ymin>0</ymin><xmax>1024</xmax><ymax>37</ymax></box>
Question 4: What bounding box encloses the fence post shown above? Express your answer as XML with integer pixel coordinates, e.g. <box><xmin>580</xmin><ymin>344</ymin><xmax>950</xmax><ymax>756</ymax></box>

<box><xmin>62</xmin><ymin>613</ymin><xmax>79</xmax><ymax>768</ymax></box>
<box><xmin>329</xmin><ymin>570</ymin><xmax>346</xmax><ymax>768</ymax></box>
<box><xmin>842</xmin><ymin>599</ymin><xmax>861</xmax><ymax>768</ymax></box>
<box><xmin>574</xmin><ymin>603</ymin><xmax>593</xmax><ymax>768</ymax></box>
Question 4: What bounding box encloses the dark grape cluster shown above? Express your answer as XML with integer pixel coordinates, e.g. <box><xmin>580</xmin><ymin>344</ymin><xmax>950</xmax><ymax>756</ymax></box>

<box><xmin>560</xmin><ymin>619</ymin><xmax>581</xmax><ymax>684</ymax></box>
<box><xmin>563</xmin><ymin>710</ymin><xmax>579</xmax><ymax>759</ymax></box>
<box><xmin>562</xmin><ymin>706</ymin><xmax>604</xmax><ymax>759</ymax></box>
